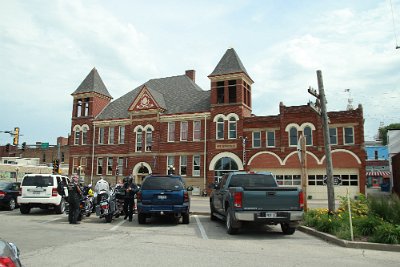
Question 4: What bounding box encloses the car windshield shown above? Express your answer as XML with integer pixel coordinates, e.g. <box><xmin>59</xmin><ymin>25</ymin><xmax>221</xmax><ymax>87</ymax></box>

<box><xmin>141</xmin><ymin>177</ymin><xmax>184</xmax><ymax>190</ymax></box>
<box><xmin>22</xmin><ymin>176</ymin><xmax>54</xmax><ymax>187</ymax></box>
<box><xmin>229</xmin><ymin>174</ymin><xmax>277</xmax><ymax>187</ymax></box>
<box><xmin>0</xmin><ymin>182</ymin><xmax>11</xmax><ymax>190</ymax></box>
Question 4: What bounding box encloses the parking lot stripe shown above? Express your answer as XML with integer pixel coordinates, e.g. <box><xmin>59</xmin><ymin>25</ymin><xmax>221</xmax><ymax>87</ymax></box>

<box><xmin>194</xmin><ymin>215</ymin><xmax>208</xmax><ymax>240</ymax></box>
<box><xmin>110</xmin><ymin>219</ymin><xmax>126</xmax><ymax>231</ymax></box>
<box><xmin>41</xmin><ymin>217</ymin><xmax>63</xmax><ymax>224</ymax></box>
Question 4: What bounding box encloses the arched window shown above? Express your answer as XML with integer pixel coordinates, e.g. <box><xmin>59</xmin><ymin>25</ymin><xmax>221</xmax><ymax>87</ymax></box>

<box><xmin>228</xmin><ymin>117</ymin><xmax>237</xmax><ymax>139</ymax></box>
<box><xmin>289</xmin><ymin>126</ymin><xmax>298</xmax><ymax>146</ymax></box>
<box><xmin>145</xmin><ymin>128</ymin><xmax>152</xmax><ymax>152</ymax></box>
<box><xmin>74</xmin><ymin>129</ymin><xmax>80</xmax><ymax>145</ymax></box>
<box><xmin>81</xmin><ymin>126</ymin><xmax>89</xmax><ymax>145</ymax></box>
<box><xmin>304</xmin><ymin>126</ymin><xmax>312</xmax><ymax>146</ymax></box>
<box><xmin>216</xmin><ymin>117</ymin><xmax>224</xmax><ymax>140</ymax></box>
<box><xmin>214</xmin><ymin>157</ymin><xmax>238</xmax><ymax>182</ymax></box>
<box><xmin>136</xmin><ymin>128</ymin><xmax>143</xmax><ymax>152</ymax></box>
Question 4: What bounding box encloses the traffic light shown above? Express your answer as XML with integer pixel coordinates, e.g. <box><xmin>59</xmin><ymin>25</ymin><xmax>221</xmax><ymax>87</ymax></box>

<box><xmin>53</xmin><ymin>159</ymin><xmax>60</xmax><ymax>174</ymax></box>
<box><xmin>13</xmin><ymin>127</ymin><xmax>19</xmax><ymax>146</ymax></box>
<box><xmin>5</xmin><ymin>143</ymin><xmax>10</xmax><ymax>152</ymax></box>
<box><xmin>21</xmin><ymin>142</ymin><xmax>26</xmax><ymax>150</ymax></box>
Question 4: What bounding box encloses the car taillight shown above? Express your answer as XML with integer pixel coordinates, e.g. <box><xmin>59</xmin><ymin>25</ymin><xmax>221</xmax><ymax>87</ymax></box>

<box><xmin>299</xmin><ymin>191</ymin><xmax>304</xmax><ymax>210</ymax></box>
<box><xmin>233</xmin><ymin>192</ymin><xmax>242</xmax><ymax>208</ymax></box>
<box><xmin>101</xmin><ymin>204</ymin><xmax>109</xmax><ymax>209</ymax></box>
<box><xmin>0</xmin><ymin>256</ymin><xmax>17</xmax><ymax>267</ymax></box>
<box><xmin>0</xmin><ymin>191</ymin><xmax>5</xmax><ymax>197</ymax></box>
<box><xmin>183</xmin><ymin>191</ymin><xmax>189</xmax><ymax>202</ymax></box>
<box><xmin>52</xmin><ymin>188</ymin><xmax>58</xmax><ymax>197</ymax></box>
<box><xmin>136</xmin><ymin>191</ymin><xmax>142</xmax><ymax>202</ymax></box>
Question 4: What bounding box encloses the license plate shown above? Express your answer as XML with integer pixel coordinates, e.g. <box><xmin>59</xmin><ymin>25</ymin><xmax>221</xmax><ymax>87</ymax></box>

<box><xmin>158</xmin><ymin>195</ymin><xmax>167</xmax><ymax>200</ymax></box>
<box><xmin>33</xmin><ymin>191</ymin><xmax>41</xmax><ymax>194</ymax></box>
<box><xmin>259</xmin><ymin>212</ymin><xmax>277</xmax><ymax>218</ymax></box>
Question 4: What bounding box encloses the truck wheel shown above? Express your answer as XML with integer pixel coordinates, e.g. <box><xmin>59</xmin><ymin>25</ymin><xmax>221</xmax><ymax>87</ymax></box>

<box><xmin>210</xmin><ymin>201</ymin><xmax>218</xmax><ymax>221</ymax></box>
<box><xmin>226</xmin><ymin>207</ymin><xmax>240</xmax><ymax>235</ymax></box>
<box><xmin>105</xmin><ymin>214</ymin><xmax>113</xmax><ymax>223</ymax></box>
<box><xmin>54</xmin><ymin>199</ymin><xmax>65</xmax><ymax>214</ymax></box>
<box><xmin>182</xmin><ymin>213</ymin><xmax>190</xmax><ymax>224</ymax></box>
<box><xmin>20</xmin><ymin>204</ymin><xmax>30</xmax><ymax>214</ymax></box>
<box><xmin>138</xmin><ymin>213</ymin><xmax>146</xmax><ymax>224</ymax></box>
<box><xmin>281</xmin><ymin>223</ymin><xmax>296</xmax><ymax>235</ymax></box>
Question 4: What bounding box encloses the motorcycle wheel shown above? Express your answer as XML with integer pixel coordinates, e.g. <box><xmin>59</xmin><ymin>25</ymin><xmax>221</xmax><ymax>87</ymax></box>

<box><xmin>105</xmin><ymin>214</ymin><xmax>113</xmax><ymax>223</ymax></box>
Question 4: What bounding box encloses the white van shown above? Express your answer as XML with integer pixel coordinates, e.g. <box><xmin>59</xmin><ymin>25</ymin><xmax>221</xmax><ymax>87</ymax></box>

<box><xmin>17</xmin><ymin>174</ymin><xmax>70</xmax><ymax>214</ymax></box>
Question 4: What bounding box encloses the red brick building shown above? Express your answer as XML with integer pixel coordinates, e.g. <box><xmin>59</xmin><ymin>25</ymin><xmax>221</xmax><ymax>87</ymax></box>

<box><xmin>69</xmin><ymin>48</ymin><xmax>365</xmax><ymax>199</ymax></box>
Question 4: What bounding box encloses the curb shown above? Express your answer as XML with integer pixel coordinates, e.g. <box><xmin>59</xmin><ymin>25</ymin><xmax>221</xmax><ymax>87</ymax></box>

<box><xmin>299</xmin><ymin>226</ymin><xmax>400</xmax><ymax>252</ymax></box>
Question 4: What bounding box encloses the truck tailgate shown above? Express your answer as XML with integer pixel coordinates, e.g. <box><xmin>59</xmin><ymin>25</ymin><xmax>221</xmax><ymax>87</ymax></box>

<box><xmin>242</xmin><ymin>187</ymin><xmax>301</xmax><ymax>211</ymax></box>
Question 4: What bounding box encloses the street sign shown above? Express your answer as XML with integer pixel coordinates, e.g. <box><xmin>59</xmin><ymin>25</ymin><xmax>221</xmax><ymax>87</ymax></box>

<box><xmin>41</xmin><ymin>142</ymin><xmax>49</xmax><ymax>149</ymax></box>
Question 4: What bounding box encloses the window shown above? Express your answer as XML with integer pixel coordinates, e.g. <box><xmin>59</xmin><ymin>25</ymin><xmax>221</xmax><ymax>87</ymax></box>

<box><xmin>267</xmin><ymin>131</ymin><xmax>275</xmax><ymax>147</ymax></box>
<box><xmin>42</xmin><ymin>153</ymin><xmax>46</xmax><ymax>163</ymax></box>
<box><xmin>193</xmin><ymin>155</ymin><xmax>200</xmax><ymax>176</ymax></box>
<box><xmin>117</xmin><ymin>157</ymin><xmax>123</xmax><ymax>176</ymax></box>
<box><xmin>228</xmin><ymin>117</ymin><xmax>237</xmax><ymax>139</ymax></box>
<box><xmin>167</xmin><ymin>156</ymin><xmax>175</xmax><ymax>174</ymax></box>
<box><xmin>108</xmin><ymin>127</ymin><xmax>114</xmax><ymax>144</ymax></box>
<box><xmin>244</xmin><ymin>82</ymin><xmax>251</xmax><ymax>107</ymax></box>
<box><xmin>344</xmin><ymin>127</ymin><xmax>354</xmax><ymax>144</ymax></box>
<box><xmin>289</xmin><ymin>127</ymin><xmax>298</xmax><ymax>146</ymax></box>
<box><xmin>275</xmin><ymin>175</ymin><xmax>301</xmax><ymax>186</ymax></box>
<box><xmin>308</xmin><ymin>175</ymin><xmax>324</xmax><ymax>186</ymax></box>
<box><xmin>217</xmin><ymin>81</ymin><xmax>224</xmax><ymax>104</ymax></box>
<box><xmin>61</xmin><ymin>152</ymin><xmax>65</xmax><ymax>163</ymax></box>
<box><xmin>119</xmin><ymin>126</ymin><xmax>125</xmax><ymax>144</ymax></box>
<box><xmin>214</xmin><ymin>157</ymin><xmax>239</xmax><ymax>183</ymax></box>
<box><xmin>168</xmin><ymin>122</ymin><xmax>175</xmax><ymax>142</ymax></box>
<box><xmin>146</xmin><ymin>128</ymin><xmax>152</xmax><ymax>152</ymax></box>
<box><xmin>253</xmin><ymin>131</ymin><xmax>261</xmax><ymax>148</ymax></box>
<box><xmin>216</xmin><ymin>117</ymin><xmax>224</xmax><ymax>140</ymax></box>
<box><xmin>228</xmin><ymin>80</ymin><xmax>236</xmax><ymax>103</ymax></box>
<box><xmin>180</xmin><ymin>121</ymin><xmax>188</xmax><ymax>141</ymax></box>
<box><xmin>84</xmin><ymin>98</ymin><xmax>89</xmax><ymax>116</ymax></box>
<box><xmin>193</xmin><ymin>121</ymin><xmax>201</xmax><ymax>141</ymax></box>
<box><xmin>80</xmin><ymin>157</ymin><xmax>87</xmax><ymax>177</ymax></box>
<box><xmin>98</xmin><ymin>127</ymin><xmax>104</xmax><ymax>144</ymax></box>
<box><xmin>374</xmin><ymin>150</ymin><xmax>378</xmax><ymax>160</ymax></box>
<box><xmin>329</xmin><ymin>128</ymin><xmax>337</xmax><ymax>145</ymax></box>
<box><xmin>76</xmin><ymin>99</ymin><xmax>82</xmax><ymax>117</ymax></box>
<box><xmin>136</xmin><ymin>129</ymin><xmax>143</xmax><ymax>152</ymax></box>
<box><xmin>97</xmin><ymin>158</ymin><xmax>103</xmax><ymax>175</ymax></box>
<box><xmin>74</xmin><ymin>130</ymin><xmax>80</xmax><ymax>145</ymax></box>
<box><xmin>341</xmin><ymin>174</ymin><xmax>358</xmax><ymax>186</ymax></box>
<box><xmin>82</xmin><ymin>126</ymin><xmax>88</xmax><ymax>145</ymax></box>
<box><xmin>180</xmin><ymin>156</ymin><xmax>187</xmax><ymax>176</ymax></box>
<box><xmin>107</xmin><ymin>157</ymin><xmax>113</xmax><ymax>175</ymax></box>
<box><xmin>304</xmin><ymin>126</ymin><xmax>312</xmax><ymax>146</ymax></box>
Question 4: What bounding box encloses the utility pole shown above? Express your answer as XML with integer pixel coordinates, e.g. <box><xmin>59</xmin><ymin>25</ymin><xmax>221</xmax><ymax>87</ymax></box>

<box><xmin>308</xmin><ymin>70</ymin><xmax>335</xmax><ymax>214</ymax></box>
<box><xmin>297</xmin><ymin>134</ymin><xmax>308</xmax><ymax>211</ymax></box>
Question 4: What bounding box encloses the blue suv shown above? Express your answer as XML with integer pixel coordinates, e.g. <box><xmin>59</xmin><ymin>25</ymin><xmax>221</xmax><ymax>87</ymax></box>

<box><xmin>137</xmin><ymin>175</ymin><xmax>192</xmax><ymax>224</ymax></box>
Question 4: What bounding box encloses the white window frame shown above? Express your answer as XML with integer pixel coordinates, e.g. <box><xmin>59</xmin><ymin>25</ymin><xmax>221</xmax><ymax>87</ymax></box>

<box><xmin>252</xmin><ymin>131</ymin><xmax>261</xmax><ymax>148</ymax></box>
<box><xmin>193</xmin><ymin>155</ymin><xmax>200</xmax><ymax>177</ymax></box>
<box><xmin>97</xmin><ymin>157</ymin><xmax>103</xmax><ymax>175</ymax></box>
<box><xmin>216</xmin><ymin>117</ymin><xmax>224</xmax><ymax>140</ymax></box>
<box><xmin>329</xmin><ymin>127</ymin><xmax>338</xmax><ymax>145</ymax></box>
<box><xmin>180</xmin><ymin>155</ymin><xmax>187</xmax><ymax>176</ymax></box>
<box><xmin>98</xmin><ymin>127</ymin><xmax>104</xmax><ymax>144</ymax></box>
<box><xmin>193</xmin><ymin>121</ymin><xmax>201</xmax><ymax>141</ymax></box>
<box><xmin>168</xmin><ymin>122</ymin><xmax>175</xmax><ymax>142</ymax></box>
<box><xmin>266</xmin><ymin>130</ymin><xmax>275</xmax><ymax>147</ymax></box>
<box><xmin>136</xmin><ymin>128</ymin><xmax>143</xmax><ymax>152</ymax></box>
<box><xmin>289</xmin><ymin>126</ymin><xmax>298</xmax><ymax>147</ymax></box>
<box><xmin>108</xmin><ymin>127</ymin><xmax>114</xmax><ymax>144</ymax></box>
<box><xmin>81</xmin><ymin>126</ymin><xmax>88</xmax><ymax>145</ymax></box>
<box><xmin>304</xmin><ymin>126</ymin><xmax>313</xmax><ymax>146</ymax></box>
<box><xmin>167</xmin><ymin>156</ymin><xmax>175</xmax><ymax>174</ymax></box>
<box><xmin>74</xmin><ymin>130</ymin><xmax>80</xmax><ymax>145</ymax></box>
<box><xmin>228</xmin><ymin>117</ymin><xmax>237</xmax><ymax>139</ymax></box>
<box><xmin>118</xmin><ymin>126</ymin><xmax>125</xmax><ymax>144</ymax></box>
<box><xmin>117</xmin><ymin>157</ymin><xmax>124</xmax><ymax>176</ymax></box>
<box><xmin>343</xmin><ymin>126</ymin><xmax>354</xmax><ymax>145</ymax></box>
<box><xmin>180</xmin><ymin>121</ymin><xmax>188</xmax><ymax>141</ymax></box>
<box><xmin>145</xmin><ymin>128</ymin><xmax>152</xmax><ymax>152</ymax></box>
<box><xmin>107</xmin><ymin>157</ymin><xmax>113</xmax><ymax>175</ymax></box>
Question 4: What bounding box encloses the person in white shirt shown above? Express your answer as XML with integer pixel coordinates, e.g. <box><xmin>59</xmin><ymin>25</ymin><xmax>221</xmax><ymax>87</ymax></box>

<box><xmin>94</xmin><ymin>177</ymin><xmax>110</xmax><ymax>204</ymax></box>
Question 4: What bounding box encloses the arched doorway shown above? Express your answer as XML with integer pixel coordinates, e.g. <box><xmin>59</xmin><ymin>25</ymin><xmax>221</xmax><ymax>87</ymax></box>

<box><xmin>209</xmin><ymin>152</ymin><xmax>243</xmax><ymax>183</ymax></box>
<box><xmin>132</xmin><ymin>162</ymin><xmax>152</xmax><ymax>185</ymax></box>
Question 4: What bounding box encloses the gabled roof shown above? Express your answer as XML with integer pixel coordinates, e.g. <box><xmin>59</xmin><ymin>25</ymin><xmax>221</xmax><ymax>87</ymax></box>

<box><xmin>209</xmin><ymin>48</ymin><xmax>250</xmax><ymax>78</ymax></box>
<box><xmin>72</xmin><ymin>68</ymin><xmax>112</xmax><ymax>98</ymax></box>
<box><xmin>96</xmin><ymin>75</ymin><xmax>210</xmax><ymax>120</ymax></box>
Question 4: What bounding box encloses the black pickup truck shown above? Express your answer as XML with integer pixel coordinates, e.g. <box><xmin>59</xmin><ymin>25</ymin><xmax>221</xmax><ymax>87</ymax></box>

<box><xmin>210</xmin><ymin>172</ymin><xmax>304</xmax><ymax>235</ymax></box>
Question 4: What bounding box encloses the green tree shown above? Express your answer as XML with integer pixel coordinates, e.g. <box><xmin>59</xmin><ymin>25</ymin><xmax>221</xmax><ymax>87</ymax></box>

<box><xmin>379</xmin><ymin>123</ymin><xmax>400</xmax><ymax>145</ymax></box>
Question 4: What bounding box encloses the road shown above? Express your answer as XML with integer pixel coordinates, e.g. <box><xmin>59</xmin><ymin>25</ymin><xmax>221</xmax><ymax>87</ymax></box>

<box><xmin>0</xmin><ymin>206</ymin><xmax>398</xmax><ymax>267</ymax></box>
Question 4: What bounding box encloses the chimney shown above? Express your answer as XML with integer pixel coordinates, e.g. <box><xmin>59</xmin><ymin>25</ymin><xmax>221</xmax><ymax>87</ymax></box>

<box><xmin>185</xmin><ymin>70</ymin><xmax>195</xmax><ymax>82</ymax></box>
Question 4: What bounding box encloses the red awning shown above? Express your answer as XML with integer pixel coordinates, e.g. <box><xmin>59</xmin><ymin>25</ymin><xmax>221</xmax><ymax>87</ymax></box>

<box><xmin>366</xmin><ymin>171</ymin><xmax>391</xmax><ymax>177</ymax></box>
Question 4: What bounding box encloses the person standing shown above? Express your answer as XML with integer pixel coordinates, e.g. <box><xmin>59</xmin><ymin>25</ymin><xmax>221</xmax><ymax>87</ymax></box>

<box><xmin>68</xmin><ymin>176</ymin><xmax>82</xmax><ymax>224</ymax></box>
<box><xmin>123</xmin><ymin>176</ymin><xmax>138</xmax><ymax>222</ymax></box>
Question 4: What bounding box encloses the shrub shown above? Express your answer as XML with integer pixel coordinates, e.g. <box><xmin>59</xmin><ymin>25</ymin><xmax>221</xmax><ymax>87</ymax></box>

<box><xmin>352</xmin><ymin>215</ymin><xmax>382</xmax><ymax>236</ymax></box>
<box><xmin>370</xmin><ymin>222</ymin><xmax>400</xmax><ymax>244</ymax></box>
<box><xmin>338</xmin><ymin>193</ymin><xmax>368</xmax><ymax>216</ymax></box>
<box><xmin>369</xmin><ymin>194</ymin><xmax>400</xmax><ymax>225</ymax></box>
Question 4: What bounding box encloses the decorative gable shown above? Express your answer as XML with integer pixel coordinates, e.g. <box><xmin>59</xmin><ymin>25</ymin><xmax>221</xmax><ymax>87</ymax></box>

<box><xmin>128</xmin><ymin>86</ymin><xmax>159</xmax><ymax>112</ymax></box>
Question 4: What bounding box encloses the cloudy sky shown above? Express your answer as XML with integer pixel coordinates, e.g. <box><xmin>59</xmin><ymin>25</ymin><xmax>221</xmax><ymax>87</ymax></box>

<box><xmin>1</xmin><ymin>0</ymin><xmax>399</xmax><ymax>146</ymax></box>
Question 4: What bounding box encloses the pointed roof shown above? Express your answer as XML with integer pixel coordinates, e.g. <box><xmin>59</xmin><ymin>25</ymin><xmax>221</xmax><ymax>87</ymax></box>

<box><xmin>209</xmin><ymin>48</ymin><xmax>251</xmax><ymax>78</ymax></box>
<box><xmin>72</xmin><ymin>68</ymin><xmax>112</xmax><ymax>98</ymax></box>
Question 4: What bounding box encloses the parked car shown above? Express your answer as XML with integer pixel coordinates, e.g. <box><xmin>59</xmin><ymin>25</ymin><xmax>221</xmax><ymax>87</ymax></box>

<box><xmin>137</xmin><ymin>175</ymin><xmax>193</xmax><ymax>224</ymax></box>
<box><xmin>0</xmin><ymin>181</ymin><xmax>20</xmax><ymax>210</ymax></box>
<box><xmin>210</xmin><ymin>171</ymin><xmax>304</xmax><ymax>235</ymax></box>
<box><xmin>0</xmin><ymin>238</ymin><xmax>22</xmax><ymax>267</ymax></box>
<box><xmin>17</xmin><ymin>174</ymin><xmax>70</xmax><ymax>214</ymax></box>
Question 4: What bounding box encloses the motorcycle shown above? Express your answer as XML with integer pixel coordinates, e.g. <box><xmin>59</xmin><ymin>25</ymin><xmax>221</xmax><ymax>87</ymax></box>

<box><xmin>66</xmin><ymin>194</ymin><xmax>93</xmax><ymax>221</ymax></box>
<box><xmin>95</xmin><ymin>189</ymin><xmax>121</xmax><ymax>223</ymax></box>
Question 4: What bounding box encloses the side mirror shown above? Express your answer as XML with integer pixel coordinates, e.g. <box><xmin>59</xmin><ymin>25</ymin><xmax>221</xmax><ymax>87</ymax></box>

<box><xmin>187</xmin><ymin>186</ymin><xmax>193</xmax><ymax>191</ymax></box>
